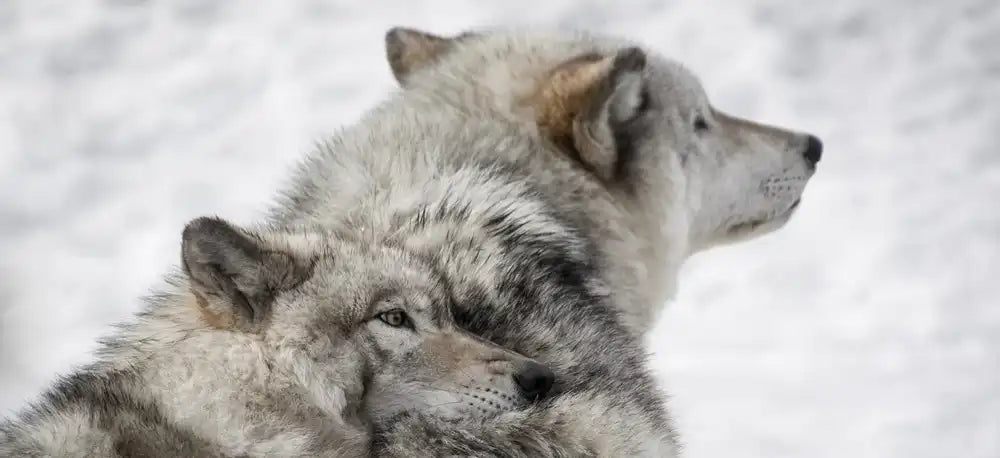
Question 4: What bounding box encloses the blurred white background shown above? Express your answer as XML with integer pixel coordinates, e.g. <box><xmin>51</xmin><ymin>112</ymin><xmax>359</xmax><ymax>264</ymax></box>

<box><xmin>1</xmin><ymin>1</ymin><xmax>997</xmax><ymax>457</ymax></box>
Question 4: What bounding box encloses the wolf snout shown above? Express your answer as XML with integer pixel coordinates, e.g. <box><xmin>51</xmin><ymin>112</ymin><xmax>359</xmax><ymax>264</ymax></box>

<box><xmin>803</xmin><ymin>134</ymin><xmax>823</xmax><ymax>167</ymax></box>
<box><xmin>513</xmin><ymin>361</ymin><xmax>555</xmax><ymax>401</ymax></box>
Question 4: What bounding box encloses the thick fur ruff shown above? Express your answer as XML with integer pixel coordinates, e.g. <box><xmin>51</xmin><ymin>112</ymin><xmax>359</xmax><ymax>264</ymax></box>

<box><xmin>2</xmin><ymin>25</ymin><xmax>821</xmax><ymax>457</ymax></box>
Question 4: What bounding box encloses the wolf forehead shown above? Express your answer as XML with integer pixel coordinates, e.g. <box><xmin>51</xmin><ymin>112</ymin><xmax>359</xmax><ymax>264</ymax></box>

<box><xmin>304</xmin><ymin>250</ymin><xmax>450</xmax><ymax>319</ymax></box>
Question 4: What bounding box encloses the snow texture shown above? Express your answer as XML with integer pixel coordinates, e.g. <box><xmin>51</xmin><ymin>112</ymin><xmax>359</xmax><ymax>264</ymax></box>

<box><xmin>1</xmin><ymin>1</ymin><xmax>998</xmax><ymax>457</ymax></box>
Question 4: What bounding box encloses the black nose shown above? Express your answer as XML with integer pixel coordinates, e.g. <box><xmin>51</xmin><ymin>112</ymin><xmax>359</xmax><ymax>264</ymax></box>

<box><xmin>513</xmin><ymin>361</ymin><xmax>555</xmax><ymax>401</ymax></box>
<box><xmin>803</xmin><ymin>134</ymin><xmax>823</xmax><ymax>166</ymax></box>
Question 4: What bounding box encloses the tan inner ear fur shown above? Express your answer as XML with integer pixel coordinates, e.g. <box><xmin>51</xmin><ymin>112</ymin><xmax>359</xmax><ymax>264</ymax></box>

<box><xmin>527</xmin><ymin>53</ymin><xmax>615</xmax><ymax>155</ymax></box>
<box><xmin>191</xmin><ymin>291</ymin><xmax>236</xmax><ymax>330</ymax></box>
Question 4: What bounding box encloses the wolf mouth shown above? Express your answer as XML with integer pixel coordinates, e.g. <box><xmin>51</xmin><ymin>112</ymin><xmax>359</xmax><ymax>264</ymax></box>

<box><xmin>786</xmin><ymin>198</ymin><xmax>802</xmax><ymax>213</ymax></box>
<box><xmin>728</xmin><ymin>198</ymin><xmax>801</xmax><ymax>235</ymax></box>
<box><xmin>728</xmin><ymin>218</ymin><xmax>767</xmax><ymax>234</ymax></box>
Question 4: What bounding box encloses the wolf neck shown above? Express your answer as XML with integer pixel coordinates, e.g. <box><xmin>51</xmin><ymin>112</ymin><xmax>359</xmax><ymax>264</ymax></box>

<box><xmin>99</xmin><ymin>286</ymin><xmax>267</xmax><ymax>391</ymax></box>
<box><xmin>86</xmin><ymin>286</ymin><xmax>328</xmax><ymax>455</ymax></box>
<box><xmin>98</xmin><ymin>287</ymin><xmax>367</xmax><ymax>454</ymax></box>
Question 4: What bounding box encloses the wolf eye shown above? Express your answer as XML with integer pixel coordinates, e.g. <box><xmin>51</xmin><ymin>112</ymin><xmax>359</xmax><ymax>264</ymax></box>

<box><xmin>377</xmin><ymin>309</ymin><xmax>410</xmax><ymax>328</ymax></box>
<box><xmin>693</xmin><ymin>116</ymin><xmax>709</xmax><ymax>131</ymax></box>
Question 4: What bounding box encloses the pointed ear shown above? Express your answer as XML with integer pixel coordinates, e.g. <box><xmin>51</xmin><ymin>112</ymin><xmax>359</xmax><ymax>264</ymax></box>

<box><xmin>181</xmin><ymin>217</ymin><xmax>311</xmax><ymax>329</ymax></box>
<box><xmin>531</xmin><ymin>47</ymin><xmax>649</xmax><ymax>182</ymax></box>
<box><xmin>384</xmin><ymin>27</ymin><xmax>457</xmax><ymax>86</ymax></box>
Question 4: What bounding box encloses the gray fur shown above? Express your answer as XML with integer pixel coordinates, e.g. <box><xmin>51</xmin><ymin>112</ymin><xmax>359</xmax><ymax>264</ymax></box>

<box><xmin>2</xmin><ymin>26</ymin><xmax>821</xmax><ymax>456</ymax></box>
<box><xmin>318</xmin><ymin>26</ymin><xmax>817</xmax><ymax>455</ymax></box>
<box><xmin>1</xmin><ymin>219</ymin><xmax>555</xmax><ymax>457</ymax></box>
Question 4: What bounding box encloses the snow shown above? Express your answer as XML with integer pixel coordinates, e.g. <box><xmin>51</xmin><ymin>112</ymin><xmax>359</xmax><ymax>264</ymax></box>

<box><xmin>1</xmin><ymin>1</ymin><xmax>997</xmax><ymax>457</ymax></box>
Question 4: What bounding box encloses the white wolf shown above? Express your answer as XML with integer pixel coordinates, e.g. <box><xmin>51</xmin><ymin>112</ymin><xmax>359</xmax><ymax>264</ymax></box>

<box><xmin>384</xmin><ymin>26</ymin><xmax>822</xmax><ymax>333</ymax></box>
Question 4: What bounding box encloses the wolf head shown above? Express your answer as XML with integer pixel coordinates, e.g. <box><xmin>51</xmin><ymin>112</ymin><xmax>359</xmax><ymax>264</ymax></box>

<box><xmin>383</xmin><ymin>27</ymin><xmax>821</xmax><ymax>253</ymax></box>
<box><xmin>180</xmin><ymin>216</ymin><xmax>554</xmax><ymax>423</ymax></box>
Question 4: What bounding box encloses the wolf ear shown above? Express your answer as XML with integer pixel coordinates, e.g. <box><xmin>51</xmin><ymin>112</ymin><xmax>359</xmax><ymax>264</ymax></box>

<box><xmin>384</xmin><ymin>27</ymin><xmax>457</xmax><ymax>85</ymax></box>
<box><xmin>181</xmin><ymin>217</ymin><xmax>310</xmax><ymax>328</ymax></box>
<box><xmin>531</xmin><ymin>47</ymin><xmax>649</xmax><ymax>182</ymax></box>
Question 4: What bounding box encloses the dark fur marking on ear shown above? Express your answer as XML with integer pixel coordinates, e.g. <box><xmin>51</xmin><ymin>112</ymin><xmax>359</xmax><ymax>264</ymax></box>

<box><xmin>611</xmin><ymin>108</ymin><xmax>651</xmax><ymax>185</ymax></box>
<box><xmin>611</xmin><ymin>47</ymin><xmax>646</xmax><ymax>75</ymax></box>
<box><xmin>385</xmin><ymin>27</ymin><xmax>456</xmax><ymax>85</ymax></box>
<box><xmin>601</xmin><ymin>48</ymin><xmax>650</xmax><ymax>187</ymax></box>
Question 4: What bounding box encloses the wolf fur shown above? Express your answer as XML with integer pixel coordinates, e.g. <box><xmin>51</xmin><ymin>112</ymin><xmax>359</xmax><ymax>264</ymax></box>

<box><xmin>2</xmin><ymin>26</ymin><xmax>822</xmax><ymax>457</ymax></box>
<box><xmin>0</xmin><ymin>217</ymin><xmax>557</xmax><ymax>457</ymax></box>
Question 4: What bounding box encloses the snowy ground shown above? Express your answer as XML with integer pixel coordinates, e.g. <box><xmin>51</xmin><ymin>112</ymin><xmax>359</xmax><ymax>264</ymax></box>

<box><xmin>1</xmin><ymin>1</ymin><xmax>998</xmax><ymax>457</ymax></box>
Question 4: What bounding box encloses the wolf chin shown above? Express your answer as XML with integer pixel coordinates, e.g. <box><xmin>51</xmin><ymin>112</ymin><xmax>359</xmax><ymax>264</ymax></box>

<box><xmin>2</xmin><ymin>25</ymin><xmax>821</xmax><ymax>457</ymax></box>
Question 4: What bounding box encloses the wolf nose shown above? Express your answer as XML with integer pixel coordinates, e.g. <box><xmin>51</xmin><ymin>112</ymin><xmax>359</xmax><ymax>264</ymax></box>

<box><xmin>803</xmin><ymin>134</ymin><xmax>823</xmax><ymax>166</ymax></box>
<box><xmin>513</xmin><ymin>361</ymin><xmax>555</xmax><ymax>401</ymax></box>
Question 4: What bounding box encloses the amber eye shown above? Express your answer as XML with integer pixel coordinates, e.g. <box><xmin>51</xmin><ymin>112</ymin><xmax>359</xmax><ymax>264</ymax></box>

<box><xmin>377</xmin><ymin>309</ymin><xmax>410</xmax><ymax>328</ymax></box>
<box><xmin>693</xmin><ymin>116</ymin><xmax>709</xmax><ymax>131</ymax></box>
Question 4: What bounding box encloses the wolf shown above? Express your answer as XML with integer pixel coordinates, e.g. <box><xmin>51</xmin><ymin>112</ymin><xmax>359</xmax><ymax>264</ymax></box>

<box><xmin>382</xmin><ymin>26</ymin><xmax>823</xmax><ymax>334</ymax></box>
<box><xmin>0</xmin><ymin>216</ymin><xmax>557</xmax><ymax>457</ymax></box>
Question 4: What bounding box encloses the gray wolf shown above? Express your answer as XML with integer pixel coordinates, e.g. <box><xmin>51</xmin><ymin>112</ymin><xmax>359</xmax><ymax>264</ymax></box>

<box><xmin>0</xmin><ymin>217</ymin><xmax>555</xmax><ymax>457</ymax></box>
<box><xmin>383</xmin><ymin>26</ymin><xmax>823</xmax><ymax>334</ymax></box>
